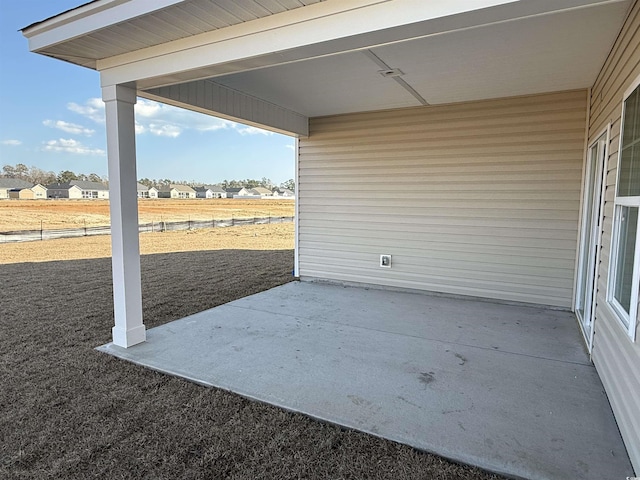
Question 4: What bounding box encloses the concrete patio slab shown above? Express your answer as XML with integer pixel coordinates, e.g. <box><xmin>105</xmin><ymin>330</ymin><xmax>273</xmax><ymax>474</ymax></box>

<box><xmin>97</xmin><ymin>281</ymin><xmax>633</xmax><ymax>480</ymax></box>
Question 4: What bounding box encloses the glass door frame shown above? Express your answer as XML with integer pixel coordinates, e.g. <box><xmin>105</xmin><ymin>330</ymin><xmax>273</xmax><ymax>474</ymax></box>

<box><xmin>575</xmin><ymin>127</ymin><xmax>609</xmax><ymax>353</ymax></box>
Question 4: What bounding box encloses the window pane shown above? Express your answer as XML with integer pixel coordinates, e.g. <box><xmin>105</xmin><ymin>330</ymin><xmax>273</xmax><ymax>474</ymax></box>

<box><xmin>619</xmin><ymin>87</ymin><xmax>640</xmax><ymax>196</ymax></box>
<box><xmin>613</xmin><ymin>206</ymin><xmax>638</xmax><ymax>316</ymax></box>
<box><xmin>618</xmin><ymin>145</ymin><xmax>638</xmax><ymax>196</ymax></box>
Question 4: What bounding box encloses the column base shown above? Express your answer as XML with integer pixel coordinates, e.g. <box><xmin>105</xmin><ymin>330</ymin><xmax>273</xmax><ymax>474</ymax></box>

<box><xmin>112</xmin><ymin>324</ymin><xmax>146</xmax><ymax>348</ymax></box>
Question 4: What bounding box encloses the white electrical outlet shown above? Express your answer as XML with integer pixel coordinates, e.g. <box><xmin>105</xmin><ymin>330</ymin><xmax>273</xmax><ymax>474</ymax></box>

<box><xmin>380</xmin><ymin>254</ymin><xmax>392</xmax><ymax>268</ymax></box>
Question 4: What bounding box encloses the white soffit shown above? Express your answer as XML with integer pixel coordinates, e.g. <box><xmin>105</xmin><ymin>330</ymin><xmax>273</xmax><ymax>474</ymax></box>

<box><xmin>210</xmin><ymin>51</ymin><xmax>421</xmax><ymax>118</ymax></box>
<box><xmin>23</xmin><ymin>0</ymin><xmax>326</xmax><ymax>68</ymax></box>
<box><xmin>210</xmin><ymin>1</ymin><xmax>632</xmax><ymax>116</ymax></box>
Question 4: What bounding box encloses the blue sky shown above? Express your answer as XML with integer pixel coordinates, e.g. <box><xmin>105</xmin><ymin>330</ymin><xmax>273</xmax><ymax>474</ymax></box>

<box><xmin>0</xmin><ymin>1</ymin><xmax>295</xmax><ymax>185</ymax></box>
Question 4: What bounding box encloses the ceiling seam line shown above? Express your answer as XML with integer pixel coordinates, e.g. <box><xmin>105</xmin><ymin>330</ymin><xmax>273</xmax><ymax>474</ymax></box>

<box><xmin>362</xmin><ymin>48</ymin><xmax>388</xmax><ymax>69</ymax></box>
<box><xmin>363</xmin><ymin>49</ymin><xmax>430</xmax><ymax>106</ymax></box>
<box><xmin>393</xmin><ymin>77</ymin><xmax>430</xmax><ymax>106</ymax></box>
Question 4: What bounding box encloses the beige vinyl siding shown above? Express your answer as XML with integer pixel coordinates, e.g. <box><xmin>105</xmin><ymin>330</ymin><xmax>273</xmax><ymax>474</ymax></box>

<box><xmin>298</xmin><ymin>90</ymin><xmax>587</xmax><ymax>308</ymax></box>
<box><xmin>589</xmin><ymin>1</ymin><xmax>640</xmax><ymax>472</ymax></box>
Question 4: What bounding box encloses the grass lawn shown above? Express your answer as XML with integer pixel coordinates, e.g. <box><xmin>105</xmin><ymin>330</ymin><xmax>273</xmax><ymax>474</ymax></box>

<box><xmin>0</xmin><ymin>246</ymin><xmax>504</xmax><ymax>479</ymax></box>
<box><xmin>0</xmin><ymin>198</ymin><xmax>295</xmax><ymax>231</ymax></box>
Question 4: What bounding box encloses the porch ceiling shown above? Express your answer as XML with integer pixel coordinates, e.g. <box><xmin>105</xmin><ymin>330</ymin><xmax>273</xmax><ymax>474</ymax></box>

<box><xmin>23</xmin><ymin>0</ymin><xmax>634</xmax><ymax>129</ymax></box>
<box><xmin>211</xmin><ymin>1</ymin><xmax>632</xmax><ymax>116</ymax></box>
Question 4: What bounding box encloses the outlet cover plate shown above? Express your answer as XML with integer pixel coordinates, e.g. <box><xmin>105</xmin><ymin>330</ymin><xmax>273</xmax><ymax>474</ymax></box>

<box><xmin>380</xmin><ymin>254</ymin><xmax>392</xmax><ymax>268</ymax></box>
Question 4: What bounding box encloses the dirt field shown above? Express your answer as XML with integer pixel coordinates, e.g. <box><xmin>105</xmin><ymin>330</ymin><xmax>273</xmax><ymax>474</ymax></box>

<box><xmin>0</xmin><ymin>223</ymin><xmax>294</xmax><ymax>264</ymax></box>
<box><xmin>0</xmin><ymin>198</ymin><xmax>294</xmax><ymax>231</ymax></box>
<box><xmin>0</xmin><ymin>240</ymin><xmax>502</xmax><ymax>480</ymax></box>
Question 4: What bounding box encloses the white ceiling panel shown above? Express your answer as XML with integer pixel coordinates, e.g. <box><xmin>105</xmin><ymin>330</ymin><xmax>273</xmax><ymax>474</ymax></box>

<box><xmin>214</xmin><ymin>51</ymin><xmax>421</xmax><ymax>116</ymax></box>
<box><xmin>372</xmin><ymin>2</ymin><xmax>631</xmax><ymax>105</ymax></box>
<box><xmin>209</xmin><ymin>1</ymin><xmax>631</xmax><ymax>117</ymax></box>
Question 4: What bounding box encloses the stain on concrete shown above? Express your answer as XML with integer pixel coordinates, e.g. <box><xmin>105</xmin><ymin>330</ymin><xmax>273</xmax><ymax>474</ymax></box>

<box><xmin>397</xmin><ymin>396</ymin><xmax>422</xmax><ymax>409</ymax></box>
<box><xmin>347</xmin><ymin>395</ymin><xmax>371</xmax><ymax>407</ymax></box>
<box><xmin>576</xmin><ymin>460</ymin><xmax>589</xmax><ymax>474</ymax></box>
<box><xmin>454</xmin><ymin>353</ymin><xmax>467</xmax><ymax>365</ymax></box>
<box><xmin>443</xmin><ymin>401</ymin><xmax>474</xmax><ymax>415</ymax></box>
<box><xmin>419</xmin><ymin>372</ymin><xmax>435</xmax><ymax>385</ymax></box>
<box><xmin>442</xmin><ymin>408</ymin><xmax>464</xmax><ymax>415</ymax></box>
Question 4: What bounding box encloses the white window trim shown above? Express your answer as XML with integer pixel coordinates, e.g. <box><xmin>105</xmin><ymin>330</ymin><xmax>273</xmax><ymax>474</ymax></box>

<box><xmin>607</xmin><ymin>74</ymin><xmax>640</xmax><ymax>341</ymax></box>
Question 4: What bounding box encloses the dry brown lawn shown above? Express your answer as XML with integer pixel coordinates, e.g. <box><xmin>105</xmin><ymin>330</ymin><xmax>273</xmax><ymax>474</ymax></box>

<box><xmin>0</xmin><ymin>223</ymin><xmax>504</xmax><ymax>480</ymax></box>
<box><xmin>0</xmin><ymin>223</ymin><xmax>294</xmax><ymax>264</ymax></box>
<box><xmin>0</xmin><ymin>198</ymin><xmax>294</xmax><ymax>231</ymax></box>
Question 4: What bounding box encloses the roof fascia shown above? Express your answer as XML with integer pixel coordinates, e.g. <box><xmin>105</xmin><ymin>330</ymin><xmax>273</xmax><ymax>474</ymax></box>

<box><xmin>23</xmin><ymin>0</ymin><xmax>187</xmax><ymax>51</ymax></box>
<box><xmin>97</xmin><ymin>0</ymin><xmax>623</xmax><ymax>89</ymax></box>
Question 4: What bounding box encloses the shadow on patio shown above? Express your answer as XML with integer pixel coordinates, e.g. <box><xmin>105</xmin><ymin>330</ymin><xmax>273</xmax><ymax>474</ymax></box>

<box><xmin>98</xmin><ymin>281</ymin><xmax>632</xmax><ymax>480</ymax></box>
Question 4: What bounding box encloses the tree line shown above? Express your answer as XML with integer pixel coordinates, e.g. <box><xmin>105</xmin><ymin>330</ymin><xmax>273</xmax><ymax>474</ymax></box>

<box><xmin>1</xmin><ymin>164</ymin><xmax>105</xmax><ymax>185</ymax></box>
<box><xmin>138</xmin><ymin>177</ymin><xmax>295</xmax><ymax>190</ymax></box>
<box><xmin>2</xmin><ymin>163</ymin><xmax>295</xmax><ymax>191</ymax></box>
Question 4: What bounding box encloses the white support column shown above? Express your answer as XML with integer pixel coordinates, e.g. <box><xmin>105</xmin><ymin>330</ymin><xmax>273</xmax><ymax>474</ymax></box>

<box><xmin>102</xmin><ymin>84</ymin><xmax>145</xmax><ymax>348</ymax></box>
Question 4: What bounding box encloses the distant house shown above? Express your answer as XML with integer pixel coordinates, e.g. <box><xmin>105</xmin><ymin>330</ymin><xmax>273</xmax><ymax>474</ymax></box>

<box><xmin>46</xmin><ymin>180</ymin><xmax>109</xmax><ymax>199</ymax></box>
<box><xmin>31</xmin><ymin>184</ymin><xmax>47</xmax><ymax>199</ymax></box>
<box><xmin>225</xmin><ymin>187</ymin><xmax>250</xmax><ymax>198</ymax></box>
<box><xmin>70</xmin><ymin>180</ymin><xmax>109</xmax><ymax>199</ymax></box>
<box><xmin>193</xmin><ymin>186</ymin><xmax>209</xmax><ymax>198</ymax></box>
<box><xmin>273</xmin><ymin>187</ymin><xmax>294</xmax><ymax>198</ymax></box>
<box><xmin>206</xmin><ymin>185</ymin><xmax>227</xmax><ymax>198</ymax></box>
<box><xmin>0</xmin><ymin>178</ymin><xmax>33</xmax><ymax>199</ymax></box>
<box><xmin>8</xmin><ymin>184</ymin><xmax>47</xmax><ymax>199</ymax></box>
<box><xmin>46</xmin><ymin>183</ymin><xmax>83</xmax><ymax>199</ymax></box>
<box><xmin>9</xmin><ymin>188</ymin><xmax>34</xmax><ymax>199</ymax></box>
<box><xmin>211</xmin><ymin>185</ymin><xmax>227</xmax><ymax>198</ymax></box>
<box><xmin>194</xmin><ymin>185</ymin><xmax>226</xmax><ymax>198</ymax></box>
<box><xmin>157</xmin><ymin>184</ymin><xmax>196</xmax><ymax>199</ymax></box>
<box><xmin>249</xmin><ymin>186</ymin><xmax>273</xmax><ymax>197</ymax></box>
<box><xmin>137</xmin><ymin>183</ymin><xmax>158</xmax><ymax>199</ymax></box>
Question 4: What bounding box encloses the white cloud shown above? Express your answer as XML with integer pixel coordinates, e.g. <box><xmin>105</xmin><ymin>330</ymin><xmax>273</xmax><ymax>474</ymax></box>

<box><xmin>68</xmin><ymin>97</ymin><xmax>272</xmax><ymax>139</ymax></box>
<box><xmin>135</xmin><ymin>100</ymin><xmax>162</xmax><ymax>118</ymax></box>
<box><xmin>148</xmin><ymin>123</ymin><xmax>182</xmax><ymax>138</ymax></box>
<box><xmin>68</xmin><ymin>98</ymin><xmax>105</xmax><ymax>124</ymax></box>
<box><xmin>134</xmin><ymin>99</ymin><xmax>233</xmax><ymax>136</ymax></box>
<box><xmin>235</xmin><ymin>125</ymin><xmax>274</xmax><ymax>136</ymax></box>
<box><xmin>1</xmin><ymin>139</ymin><xmax>22</xmax><ymax>146</ymax></box>
<box><xmin>285</xmin><ymin>144</ymin><xmax>295</xmax><ymax>151</ymax></box>
<box><xmin>43</xmin><ymin>138</ymin><xmax>105</xmax><ymax>156</ymax></box>
<box><xmin>44</xmin><ymin>119</ymin><xmax>95</xmax><ymax>136</ymax></box>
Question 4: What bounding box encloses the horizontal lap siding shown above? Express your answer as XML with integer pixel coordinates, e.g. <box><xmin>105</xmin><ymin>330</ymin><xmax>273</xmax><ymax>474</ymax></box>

<box><xmin>298</xmin><ymin>90</ymin><xmax>587</xmax><ymax>307</ymax></box>
<box><xmin>589</xmin><ymin>1</ymin><xmax>640</xmax><ymax>472</ymax></box>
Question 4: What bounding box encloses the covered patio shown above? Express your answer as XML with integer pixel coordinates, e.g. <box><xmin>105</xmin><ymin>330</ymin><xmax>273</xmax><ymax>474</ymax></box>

<box><xmin>98</xmin><ymin>281</ymin><xmax>633</xmax><ymax>480</ymax></box>
<box><xmin>23</xmin><ymin>0</ymin><xmax>640</xmax><ymax>477</ymax></box>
